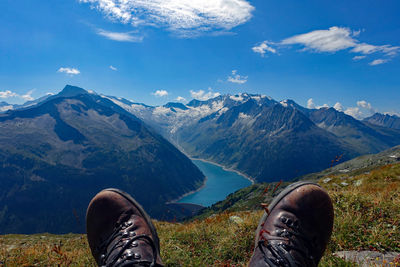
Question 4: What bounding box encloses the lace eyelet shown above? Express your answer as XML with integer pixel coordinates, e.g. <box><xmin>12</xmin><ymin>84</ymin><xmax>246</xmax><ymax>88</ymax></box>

<box><xmin>129</xmin><ymin>231</ymin><xmax>136</xmax><ymax>237</ymax></box>
<box><xmin>133</xmin><ymin>253</ymin><xmax>141</xmax><ymax>259</ymax></box>
<box><xmin>125</xmin><ymin>249</ymin><xmax>134</xmax><ymax>258</ymax></box>
<box><xmin>122</xmin><ymin>231</ymin><xmax>129</xmax><ymax>238</ymax></box>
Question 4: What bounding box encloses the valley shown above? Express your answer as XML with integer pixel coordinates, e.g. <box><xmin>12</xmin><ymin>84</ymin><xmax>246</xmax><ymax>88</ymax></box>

<box><xmin>1</xmin><ymin>85</ymin><xmax>400</xmax><ymax>234</ymax></box>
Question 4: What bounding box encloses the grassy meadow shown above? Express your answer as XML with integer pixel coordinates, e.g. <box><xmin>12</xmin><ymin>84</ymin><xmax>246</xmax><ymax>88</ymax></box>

<box><xmin>1</xmin><ymin>163</ymin><xmax>399</xmax><ymax>266</ymax></box>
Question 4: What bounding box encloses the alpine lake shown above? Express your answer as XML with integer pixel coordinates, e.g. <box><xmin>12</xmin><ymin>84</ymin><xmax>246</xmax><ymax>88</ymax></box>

<box><xmin>177</xmin><ymin>159</ymin><xmax>252</xmax><ymax>207</ymax></box>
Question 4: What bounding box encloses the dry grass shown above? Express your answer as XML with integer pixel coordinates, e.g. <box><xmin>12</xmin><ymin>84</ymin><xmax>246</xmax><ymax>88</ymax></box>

<box><xmin>1</xmin><ymin>163</ymin><xmax>399</xmax><ymax>266</ymax></box>
<box><xmin>321</xmin><ymin>163</ymin><xmax>400</xmax><ymax>253</ymax></box>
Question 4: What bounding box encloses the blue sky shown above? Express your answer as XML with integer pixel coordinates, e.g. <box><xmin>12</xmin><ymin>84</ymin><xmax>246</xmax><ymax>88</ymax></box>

<box><xmin>1</xmin><ymin>0</ymin><xmax>399</xmax><ymax>118</ymax></box>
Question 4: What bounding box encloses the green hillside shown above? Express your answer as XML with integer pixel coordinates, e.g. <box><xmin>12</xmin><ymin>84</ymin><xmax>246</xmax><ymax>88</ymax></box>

<box><xmin>1</xmin><ymin>162</ymin><xmax>399</xmax><ymax>266</ymax></box>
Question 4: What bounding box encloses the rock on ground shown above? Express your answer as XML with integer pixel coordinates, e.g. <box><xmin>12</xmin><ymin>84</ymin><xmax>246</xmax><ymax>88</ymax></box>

<box><xmin>334</xmin><ymin>251</ymin><xmax>400</xmax><ymax>267</ymax></box>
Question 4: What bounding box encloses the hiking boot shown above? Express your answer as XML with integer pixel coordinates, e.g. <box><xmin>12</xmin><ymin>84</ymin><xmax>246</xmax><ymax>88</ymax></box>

<box><xmin>249</xmin><ymin>182</ymin><xmax>334</xmax><ymax>267</ymax></box>
<box><xmin>86</xmin><ymin>188</ymin><xmax>163</xmax><ymax>267</ymax></box>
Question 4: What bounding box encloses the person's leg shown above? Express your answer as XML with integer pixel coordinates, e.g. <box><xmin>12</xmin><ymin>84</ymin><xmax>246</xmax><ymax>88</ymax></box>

<box><xmin>248</xmin><ymin>182</ymin><xmax>334</xmax><ymax>267</ymax></box>
<box><xmin>86</xmin><ymin>188</ymin><xmax>163</xmax><ymax>267</ymax></box>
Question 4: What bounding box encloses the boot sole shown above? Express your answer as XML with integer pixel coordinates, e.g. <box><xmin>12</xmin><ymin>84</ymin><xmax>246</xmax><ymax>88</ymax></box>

<box><xmin>254</xmin><ymin>181</ymin><xmax>321</xmax><ymax>247</ymax></box>
<box><xmin>101</xmin><ymin>188</ymin><xmax>161</xmax><ymax>254</ymax></box>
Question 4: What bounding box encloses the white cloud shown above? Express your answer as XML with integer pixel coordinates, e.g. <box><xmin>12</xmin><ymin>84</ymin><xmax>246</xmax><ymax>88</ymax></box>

<box><xmin>97</xmin><ymin>29</ymin><xmax>143</xmax><ymax>42</ymax></box>
<box><xmin>357</xmin><ymin>100</ymin><xmax>372</xmax><ymax>109</ymax></box>
<box><xmin>152</xmin><ymin>90</ymin><xmax>169</xmax><ymax>97</ymax></box>
<box><xmin>110</xmin><ymin>65</ymin><xmax>118</xmax><ymax>71</ymax></box>
<box><xmin>190</xmin><ymin>88</ymin><xmax>220</xmax><ymax>100</ymax></box>
<box><xmin>307</xmin><ymin>98</ymin><xmax>329</xmax><ymax>109</ymax></box>
<box><xmin>21</xmin><ymin>89</ymin><xmax>35</xmax><ymax>101</ymax></box>
<box><xmin>353</xmin><ymin>55</ymin><xmax>366</xmax><ymax>61</ymax></box>
<box><xmin>0</xmin><ymin>90</ymin><xmax>18</xmax><ymax>98</ymax></box>
<box><xmin>260</xmin><ymin>26</ymin><xmax>400</xmax><ymax>64</ymax></box>
<box><xmin>344</xmin><ymin>100</ymin><xmax>376</xmax><ymax>119</ymax></box>
<box><xmin>351</xmin><ymin>43</ymin><xmax>379</xmax><ymax>54</ymax></box>
<box><xmin>369</xmin><ymin>59</ymin><xmax>388</xmax><ymax>66</ymax></box>
<box><xmin>57</xmin><ymin>67</ymin><xmax>80</xmax><ymax>75</ymax></box>
<box><xmin>252</xmin><ymin>41</ymin><xmax>277</xmax><ymax>56</ymax></box>
<box><xmin>307</xmin><ymin>98</ymin><xmax>315</xmax><ymax>109</ymax></box>
<box><xmin>281</xmin><ymin>27</ymin><xmax>357</xmax><ymax>53</ymax></box>
<box><xmin>0</xmin><ymin>89</ymin><xmax>35</xmax><ymax>102</ymax></box>
<box><xmin>227</xmin><ymin>70</ymin><xmax>247</xmax><ymax>84</ymax></box>
<box><xmin>333</xmin><ymin>102</ymin><xmax>344</xmax><ymax>112</ymax></box>
<box><xmin>80</xmin><ymin>0</ymin><xmax>254</xmax><ymax>36</ymax></box>
<box><xmin>344</xmin><ymin>107</ymin><xmax>362</xmax><ymax>119</ymax></box>
<box><xmin>176</xmin><ymin>96</ymin><xmax>186</xmax><ymax>102</ymax></box>
<box><xmin>308</xmin><ymin>98</ymin><xmax>384</xmax><ymax>120</ymax></box>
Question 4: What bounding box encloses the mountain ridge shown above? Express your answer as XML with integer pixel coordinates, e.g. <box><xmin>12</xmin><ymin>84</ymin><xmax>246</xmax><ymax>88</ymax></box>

<box><xmin>108</xmin><ymin>93</ymin><xmax>400</xmax><ymax>182</ymax></box>
<box><xmin>0</xmin><ymin>85</ymin><xmax>205</xmax><ymax>234</ymax></box>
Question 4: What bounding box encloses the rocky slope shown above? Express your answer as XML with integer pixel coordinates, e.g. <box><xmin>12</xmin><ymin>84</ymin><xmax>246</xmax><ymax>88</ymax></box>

<box><xmin>109</xmin><ymin>93</ymin><xmax>400</xmax><ymax>182</ymax></box>
<box><xmin>363</xmin><ymin>112</ymin><xmax>400</xmax><ymax>130</ymax></box>
<box><xmin>0</xmin><ymin>85</ymin><xmax>204</xmax><ymax>234</ymax></box>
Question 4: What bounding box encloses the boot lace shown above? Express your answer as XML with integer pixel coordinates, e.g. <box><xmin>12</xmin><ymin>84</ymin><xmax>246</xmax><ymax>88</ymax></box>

<box><xmin>258</xmin><ymin>215</ymin><xmax>315</xmax><ymax>267</ymax></box>
<box><xmin>98</xmin><ymin>211</ymin><xmax>157</xmax><ymax>267</ymax></box>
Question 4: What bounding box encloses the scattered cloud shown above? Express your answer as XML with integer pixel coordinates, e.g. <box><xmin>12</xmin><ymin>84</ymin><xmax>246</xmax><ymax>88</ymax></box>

<box><xmin>344</xmin><ymin>100</ymin><xmax>376</xmax><ymax>119</ymax></box>
<box><xmin>307</xmin><ymin>98</ymin><xmax>315</xmax><ymax>109</ymax></box>
<box><xmin>307</xmin><ymin>98</ymin><xmax>329</xmax><ymax>109</ymax></box>
<box><xmin>0</xmin><ymin>89</ymin><xmax>36</xmax><ymax>102</ymax></box>
<box><xmin>307</xmin><ymin>98</ymin><xmax>395</xmax><ymax>119</ymax></box>
<box><xmin>252</xmin><ymin>41</ymin><xmax>277</xmax><ymax>56</ymax></box>
<box><xmin>333</xmin><ymin>102</ymin><xmax>344</xmax><ymax>112</ymax></box>
<box><xmin>353</xmin><ymin>55</ymin><xmax>366</xmax><ymax>61</ymax></box>
<box><xmin>97</xmin><ymin>28</ymin><xmax>143</xmax><ymax>42</ymax></box>
<box><xmin>357</xmin><ymin>100</ymin><xmax>374</xmax><ymax>111</ymax></box>
<box><xmin>190</xmin><ymin>88</ymin><xmax>220</xmax><ymax>100</ymax></box>
<box><xmin>79</xmin><ymin>0</ymin><xmax>254</xmax><ymax>36</ymax></box>
<box><xmin>227</xmin><ymin>70</ymin><xmax>248</xmax><ymax>84</ymax></box>
<box><xmin>57</xmin><ymin>67</ymin><xmax>80</xmax><ymax>75</ymax></box>
<box><xmin>281</xmin><ymin>27</ymin><xmax>357</xmax><ymax>53</ymax></box>
<box><xmin>369</xmin><ymin>59</ymin><xmax>388</xmax><ymax>66</ymax></box>
<box><xmin>152</xmin><ymin>90</ymin><xmax>168</xmax><ymax>97</ymax></box>
<box><xmin>254</xmin><ymin>26</ymin><xmax>400</xmax><ymax>65</ymax></box>
<box><xmin>21</xmin><ymin>89</ymin><xmax>35</xmax><ymax>101</ymax></box>
<box><xmin>0</xmin><ymin>90</ymin><xmax>18</xmax><ymax>99</ymax></box>
<box><xmin>344</xmin><ymin>107</ymin><xmax>362</xmax><ymax>119</ymax></box>
<box><xmin>109</xmin><ymin>65</ymin><xmax>118</xmax><ymax>71</ymax></box>
<box><xmin>175</xmin><ymin>96</ymin><xmax>186</xmax><ymax>102</ymax></box>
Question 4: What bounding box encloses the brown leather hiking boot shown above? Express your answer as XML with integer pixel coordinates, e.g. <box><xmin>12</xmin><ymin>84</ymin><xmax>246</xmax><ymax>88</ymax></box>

<box><xmin>248</xmin><ymin>182</ymin><xmax>334</xmax><ymax>267</ymax></box>
<box><xmin>86</xmin><ymin>188</ymin><xmax>163</xmax><ymax>267</ymax></box>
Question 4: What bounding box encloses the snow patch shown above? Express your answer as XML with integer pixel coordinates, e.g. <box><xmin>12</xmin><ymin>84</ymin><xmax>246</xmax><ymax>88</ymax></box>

<box><xmin>0</xmin><ymin>105</ymin><xmax>14</xmax><ymax>112</ymax></box>
<box><xmin>238</xmin><ymin>112</ymin><xmax>251</xmax><ymax>120</ymax></box>
<box><xmin>230</xmin><ymin>95</ymin><xmax>244</xmax><ymax>102</ymax></box>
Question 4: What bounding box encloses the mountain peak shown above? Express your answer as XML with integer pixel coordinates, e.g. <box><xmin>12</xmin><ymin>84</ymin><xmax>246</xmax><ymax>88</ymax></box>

<box><xmin>58</xmin><ymin>85</ymin><xmax>89</xmax><ymax>97</ymax></box>
<box><xmin>363</xmin><ymin>112</ymin><xmax>400</xmax><ymax>130</ymax></box>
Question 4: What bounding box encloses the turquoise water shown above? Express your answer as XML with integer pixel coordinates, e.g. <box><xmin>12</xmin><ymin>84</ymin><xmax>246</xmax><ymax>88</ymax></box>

<box><xmin>177</xmin><ymin>159</ymin><xmax>252</xmax><ymax>207</ymax></box>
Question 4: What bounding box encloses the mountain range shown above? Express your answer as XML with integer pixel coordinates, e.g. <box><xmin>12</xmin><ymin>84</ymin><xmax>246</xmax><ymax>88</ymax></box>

<box><xmin>2</xmin><ymin>86</ymin><xmax>400</xmax><ymax>233</ymax></box>
<box><xmin>106</xmin><ymin>93</ymin><xmax>400</xmax><ymax>182</ymax></box>
<box><xmin>0</xmin><ymin>85</ymin><xmax>204</xmax><ymax>234</ymax></box>
<box><xmin>363</xmin><ymin>113</ymin><xmax>400</xmax><ymax>130</ymax></box>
